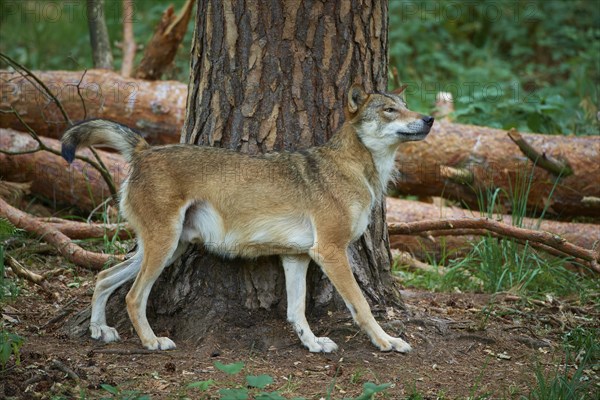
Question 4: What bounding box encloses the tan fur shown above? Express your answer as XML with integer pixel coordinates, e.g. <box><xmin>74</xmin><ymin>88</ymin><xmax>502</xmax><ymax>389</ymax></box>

<box><xmin>64</xmin><ymin>84</ymin><xmax>433</xmax><ymax>352</ymax></box>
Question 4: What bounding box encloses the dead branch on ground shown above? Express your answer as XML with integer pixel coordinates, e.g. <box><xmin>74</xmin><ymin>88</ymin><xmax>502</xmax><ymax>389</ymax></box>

<box><xmin>388</xmin><ymin>218</ymin><xmax>600</xmax><ymax>274</ymax></box>
<box><xmin>0</xmin><ymin>197</ymin><xmax>123</xmax><ymax>270</ymax></box>
<box><xmin>5</xmin><ymin>255</ymin><xmax>58</xmax><ymax>298</ymax></box>
<box><xmin>41</xmin><ymin>218</ymin><xmax>133</xmax><ymax>240</ymax></box>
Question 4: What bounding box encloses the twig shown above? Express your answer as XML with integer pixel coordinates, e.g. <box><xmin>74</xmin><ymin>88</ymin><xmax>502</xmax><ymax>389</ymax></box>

<box><xmin>41</xmin><ymin>298</ymin><xmax>78</xmax><ymax>329</ymax></box>
<box><xmin>51</xmin><ymin>359</ymin><xmax>80</xmax><ymax>381</ymax></box>
<box><xmin>91</xmin><ymin>348</ymin><xmax>172</xmax><ymax>355</ymax></box>
<box><xmin>74</xmin><ymin>67</ymin><xmax>89</xmax><ymax>119</ymax></box>
<box><xmin>86</xmin><ymin>197</ymin><xmax>114</xmax><ymax>223</ymax></box>
<box><xmin>507</xmin><ymin>128</ymin><xmax>573</xmax><ymax>177</ymax></box>
<box><xmin>0</xmin><ymin>197</ymin><xmax>123</xmax><ymax>270</ymax></box>
<box><xmin>388</xmin><ymin>218</ymin><xmax>600</xmax><ymax>273</ymax></box>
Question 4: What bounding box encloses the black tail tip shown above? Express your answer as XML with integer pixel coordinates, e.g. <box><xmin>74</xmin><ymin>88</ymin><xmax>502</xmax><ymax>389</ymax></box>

<box><xmin>61</xmin><ymin>143</ymin><xmax>76</xmax><ymax>164</ymax></box>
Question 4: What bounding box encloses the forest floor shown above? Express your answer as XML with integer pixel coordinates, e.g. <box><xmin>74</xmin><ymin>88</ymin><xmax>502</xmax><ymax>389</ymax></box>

<box><xmin>2</xmin><ymin>255</ymin><xmax>598</xmax><ymax>400</ymax></box>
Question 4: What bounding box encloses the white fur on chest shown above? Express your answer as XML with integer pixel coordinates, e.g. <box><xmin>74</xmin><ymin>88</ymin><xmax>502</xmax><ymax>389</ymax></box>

<box><xmin>349</xmin><ymin>199</ymin><xmax>374</xmax><ymax>242</ymax></box>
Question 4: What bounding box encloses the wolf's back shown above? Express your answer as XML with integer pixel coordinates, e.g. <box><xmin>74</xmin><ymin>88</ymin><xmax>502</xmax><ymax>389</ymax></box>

<box><xmin>61</xmin><ymin>119</ymin><xmax>149</xmax><ymax>164</ymax></box>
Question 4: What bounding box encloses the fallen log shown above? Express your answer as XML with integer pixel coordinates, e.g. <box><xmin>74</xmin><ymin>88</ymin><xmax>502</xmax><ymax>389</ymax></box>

<box><xmin>0</xmin><ymin>128</ymin><xmax>127</xmax><ymax>211</ymax></box>
<box><xmin>2</xmin><ymin>69</ymin><xmax>597</xmax><ymax>216</ymax></box>
<box><xmin>0</xmin><ymin>69</ymin><xmax>186</xmax><ymax>144</ymax></box>
<box><xmin>387</xmin><ymin>198</ymin><xmax>600</xmax><ymax>265</ymax></box>
<box><xmin>394</xmin><ymin>119</ymin><xmax>600</xmax><ymax>218</ymax></box>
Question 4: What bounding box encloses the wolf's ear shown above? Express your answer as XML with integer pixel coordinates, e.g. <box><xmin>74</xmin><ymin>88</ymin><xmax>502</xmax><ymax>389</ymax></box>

<box><xmin>392</xmin><ymin>84</ymin><xmax>408</xmax><ymax>95</ymax></box>
<box><xmin>347</xmin><ymin>85</ymin><xmax>367</xmax><ymax>114</ymax></box>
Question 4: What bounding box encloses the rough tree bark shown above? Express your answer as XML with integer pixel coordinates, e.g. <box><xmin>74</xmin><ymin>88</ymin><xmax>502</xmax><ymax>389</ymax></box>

<box><xmin>87</xmin><ymin>0</ymin><xmax>114</xmax><ymax>69</ymax></box>
<box><xmin>69</xmin><ymin>0</ymin><xmax>403</xmax><ymax>346</ymax></box>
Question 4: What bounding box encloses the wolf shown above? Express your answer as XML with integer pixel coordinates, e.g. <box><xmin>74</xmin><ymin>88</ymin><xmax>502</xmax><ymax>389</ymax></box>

<box><xmin>61</xmin><ymin>84</ymin><xmax>433</xmax><ymax>353</ymax></box>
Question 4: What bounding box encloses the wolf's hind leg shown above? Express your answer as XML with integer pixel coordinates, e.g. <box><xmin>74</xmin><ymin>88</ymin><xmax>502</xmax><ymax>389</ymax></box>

<box><xmin>125</xmin><ymin>233</ymin><xmax>187</xmax><ymax>351</ymax></box>
<box><xmin>90</xmin><ymin>242</ymin><xmax>187</xmax><ymax>344</ymax></box>
<box><xmin>282</xmin><ymin>255</ymin><xmax>338</xmax><ymax>353</ymax></box>
<box><xmin>90</xmin><ymin>254</ymin><xmax>141</xmax><ymax>342</ymax></box>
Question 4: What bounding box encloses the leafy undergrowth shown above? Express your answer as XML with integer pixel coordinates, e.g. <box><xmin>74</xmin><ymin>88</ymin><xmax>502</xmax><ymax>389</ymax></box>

<box><xmin>390</xmin><ymin>0</ymin><xmax>599</xmax><ymax>135</ymax></box>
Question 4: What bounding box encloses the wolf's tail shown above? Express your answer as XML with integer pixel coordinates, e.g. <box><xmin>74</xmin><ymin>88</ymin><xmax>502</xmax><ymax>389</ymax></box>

<box><xmin>61</xmin><ymin>119</ymin><xmax>150</xmax><ymax>164</ymax></box>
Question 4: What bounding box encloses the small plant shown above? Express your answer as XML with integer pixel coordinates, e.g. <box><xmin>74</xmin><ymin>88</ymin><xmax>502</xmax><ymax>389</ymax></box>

<box><xmin>0</xmin><ymin>218</ymin><xmax>21</xmax><ymax>302</ymax></box>
<box><xmin>524</xmin><ymin>327</ymin><xmax>598</xmax><ymax>399</ymax></box>
<box><xmin>0</xmin><ymin>328</ymin><xmax>24</xmax><ymax>370</ymax></box>
<box><xmin>99</xmin><ymin>383</ymin><xmax>150</xmax><ymax>400</ymax></box>
<box><xmin>186</xmin><ymin>361</ymin><xmax>391</xmax><ymax>399</ymax></box>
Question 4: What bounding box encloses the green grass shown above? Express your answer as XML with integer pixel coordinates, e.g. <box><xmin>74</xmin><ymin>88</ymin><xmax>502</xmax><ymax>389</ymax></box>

<box><xmin>0</xmin><ymin>218</ymin><xmax>21</xmax><ymax>302</ymax></box>
<box><xmin>523</xmin><ymin>327</ymin><xmax>598</xmax><ymax>400</ymax></box>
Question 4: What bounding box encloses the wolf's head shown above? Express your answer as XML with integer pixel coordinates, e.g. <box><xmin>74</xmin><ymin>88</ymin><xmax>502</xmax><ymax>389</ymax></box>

<box><xmin>346</xmin><ymin>85</ymin><xmax>433</xmax><ymax>153</ymax></box>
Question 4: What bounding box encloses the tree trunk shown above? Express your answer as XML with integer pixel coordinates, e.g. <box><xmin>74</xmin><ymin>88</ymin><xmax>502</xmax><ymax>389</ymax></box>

<box><xmin>87</xmin><ymin>0</ymin><xmax>114</xmax><ymax>69</ymax></box>
<box><xmin>0</xmin><ymin>69</ymin><xmax>186</xmax><ymax>144</ymax></box>
<box><xmin>77</xmin><ymin>0</ymin><xmax>400</xmax><ymax>345</ymax></box>
<box><xmin>394</xmin><ymin>119</ymin><xmax>600</xmax><ymax>218</ymax></box>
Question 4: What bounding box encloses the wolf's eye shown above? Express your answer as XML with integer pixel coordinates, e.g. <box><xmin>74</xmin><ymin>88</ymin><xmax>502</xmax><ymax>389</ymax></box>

<box><xmin>384</xmin><ymin>108</ymin><xmax>396</xmax><ymax>113</ymax></box>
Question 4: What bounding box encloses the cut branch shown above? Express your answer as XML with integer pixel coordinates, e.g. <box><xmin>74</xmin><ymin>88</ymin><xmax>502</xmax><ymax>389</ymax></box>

<box><xmin>507</xmin><ymin>128</ymin><xmax>573</xmax><ymax>176</ymax></box>
<box><xmin>0</xmin><ymin>197</ymin><xmax>123</xmax><ymax>270</ymax></box>
<box><xmin>134</xmin><ymin>0</ymin><xmax>195</xmax><ymax>80</ymax></box>
<box><xmin>395</xmin><ymin>119</ymin><xmax>600</xmax><ymax>217</ymax></box>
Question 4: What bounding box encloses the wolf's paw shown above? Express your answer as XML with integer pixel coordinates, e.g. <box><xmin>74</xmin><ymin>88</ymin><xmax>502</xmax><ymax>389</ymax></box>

<box><xmin>90</xmin><ymin>323</ymin><xmax>120</xmax><ymax>343</ymax></box>
<box><xmin>144</xmin><ymin>336</ymin><xmax>177</xmax><ymax>351</ymax></box>
<box><xmin>307</xmin><ymin>337</ymin><xmax>338</xmax><ymax>353</ymax></box>
<box><xmin>374</xmin><ymin>335</ymin><xmax>412</xmax><ymax>353</ymax></box>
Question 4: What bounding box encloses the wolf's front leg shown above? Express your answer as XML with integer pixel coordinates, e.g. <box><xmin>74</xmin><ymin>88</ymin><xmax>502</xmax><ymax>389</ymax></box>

<box><xmin>281</xmin><ymin>255</ymin><xmax>338</xmax><ymax>353</ymax></box>
<box><xmin>309</xmin><ymin>244</ymin><xmax>411</xmax><ymax>353</ymax></box>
